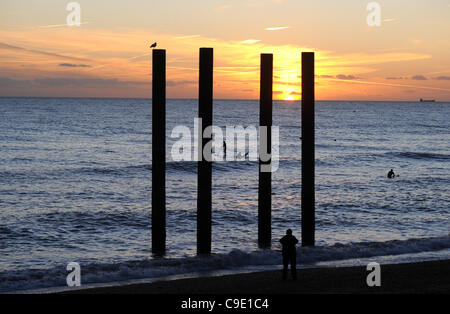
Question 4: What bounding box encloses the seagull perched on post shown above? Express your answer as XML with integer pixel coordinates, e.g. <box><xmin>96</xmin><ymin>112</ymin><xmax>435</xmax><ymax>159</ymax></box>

<box><xmin>150</xmin><ymin>42</ymin><xmax>157</xmax><ymax>49</ymax></box>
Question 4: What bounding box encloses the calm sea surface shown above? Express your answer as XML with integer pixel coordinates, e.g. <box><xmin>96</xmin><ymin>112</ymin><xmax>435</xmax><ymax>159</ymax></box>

<box><xmin>0</xmin><ymin>98</ymin><xmax>449</xmax><ymax>291</ymax></box>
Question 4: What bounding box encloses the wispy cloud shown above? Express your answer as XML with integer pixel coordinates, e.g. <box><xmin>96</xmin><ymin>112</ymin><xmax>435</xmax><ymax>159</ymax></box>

<box><xmin>38</xmin><ymin>22</ymin><xmax>90</xmax><ymax>29</ymax></box>
<box><xmin>34</xmin><ymin>77</ymin><xmax>149</xmax><ymax>88</ymax></box>
<box><xmin>265</xmin><ymin>26</ymin><xmax>290</xmax><ymax>31</ymax></box>
<box><xmin>411</xmin><ymin>75</ymin><xmax>427</xmax><ymax>80</ymax></box>
<box><xmin>0</xmin><ymin>76</ymin><xmax>149</xmax><ymax>89</ymax></box>
<box><xmin>59</xmin><ymin>63</ymin><xmax>91</xmax><ymax>68</ymax></box>
<box><xmin>336</xmin><ymin>74</ymin><xmax>359</xmax><ymax>80</ymax></box>
<box><xmin>320</xmin><ymin>77</ymin><xmax>450</xmax><ymax>92</ymax></box>
<box><xmin>321</xmin><ymin>52</ymin><xmax>431</xmax><ymax>67</ymax></box>
<box><xmin>87</xmin><ymin>52</ymin><xmax>152</xmax><ymax>71</ymax></box>
<box><xmin>174</xmin><ymin>34</ymin><xmax>201</xmax><ymax>40</ymax></box>
<box><xmin>316</xmin><ymin>75</ymin><xmax>333</xmax><ymax>78</ymax></box>
<box><xmin>0</xmin><ymin>27</ymin><xmax>447</xmax><ymax>100</ymax></box>
<box><xmin>167</xmin><ymin>80</ymin><xmax>195</xmax><ymax>86</ymax></box>
<box><xmin>240</xmin><ymin>39</ymin><xmax>261</xmax><ymax>44</ymax></box>
<box><xmin>434</xmin><ymin>76</ymin><xmax>450</xmax><ymax>80</ymax></box>
<box><xmin>0</xmin><ymin>42</ymin><xmax>89</xmax><ymax>62</ymax></box>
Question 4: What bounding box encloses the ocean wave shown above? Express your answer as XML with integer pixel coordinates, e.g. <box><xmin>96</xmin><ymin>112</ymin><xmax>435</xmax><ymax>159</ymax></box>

<box><xmin>0</xmin><ymin>210</ymin><xmax>150</xmax><ymax>244</ymax></box>
<box><xmin>1</xmin><ymin>234</ymin><xmax>449</xmax><ymax>293</ymax></box>
<box><xmin>0</xmin><ymin>160</ymin><xmax>278</xmax><ymax>180</ymax></box>
<box><xmin>386</xmin><ymin>151</ymin><xmax>450</xmax><ymax>161</ymax></box>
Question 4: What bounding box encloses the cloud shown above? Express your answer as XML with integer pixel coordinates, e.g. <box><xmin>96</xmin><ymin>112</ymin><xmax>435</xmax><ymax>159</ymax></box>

<box><xmin>59</xmin><ymin>63</ymin><xmax>91</xmax><ymax>68</ymax></box>
<box><xmin>265</xmin><ymin>26</ymin><xmax>290</xmax><ymax>31</ymax></box>
<box><xmin>386</xmin><ymin>77</ymin><xmax>404</xmax><ymax>80</ymax></box>
<box><xmin>0</xmin><ymin>76</ymin><xmax>195</xmax><ymax>89</ymax></box>
<box><xmin>174</xmin><ymin>34</ymin><xmax>201</xmax><ymax>40</ymax></box>
<box><xmin>322</xmin><ymin>52</ymin><xmax>431</xmax><ymax>68</ymax></box>
<box><xmin>0</xmin><ymin>27</ymin><xmax>442</xmax><ymax>99</ymax></box>
<box><xmin>38</xmin><ymin>22</ymin><xmax>90</xmax><ymax>29</ymax></box>
<box><xmin>336</xmin><ymin>74</ymin><xmax>359</xmax><ymax>80</ymax></box>
<box><xmin>240</xmin><ymin>39</ymin><xmax>261</xmax><ymax>44</ymax></box>
<box><xmin>316</xmin><ymin>75</ymin><xmax>333</xmax><ymax>78</ymax></box>
<box><xmin>276</xmin><ymin>81</ymin><xmax>299</xmax><ymax>86</ymax></box>
<box><xmin>33</xmin><ymin>77</ymin><xmax>149</xmax><ymax>88</ymax></box>
<box><xmin>166</xmin><ymin>80</ymin><xmax>195</xmax><ymax>86</ymax></box>
<box><xmin>320</xmin><ymin>77</ymin><xmax>450</xmax><ymax>92</ymax></box>
<box><xmin>434</xmin><ymin>76</ymin><xmax>450</xmax><ymax>80</ymax></box>
<box><xmin>411</xmin><ymin>75</ymin><xmax>427</xmax><ymax>80</ymax></box>
<box><xmin>0</xmin><ymin>42</ymin><xmax>89</xmax><ymax>62</ymax></box>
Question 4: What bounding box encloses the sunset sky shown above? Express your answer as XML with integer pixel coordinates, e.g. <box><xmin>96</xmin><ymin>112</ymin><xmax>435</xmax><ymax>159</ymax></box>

<box><xmin>1</xmin><ymin>0</ymin><xmax>450</xmax><ymax>100</ymax></box>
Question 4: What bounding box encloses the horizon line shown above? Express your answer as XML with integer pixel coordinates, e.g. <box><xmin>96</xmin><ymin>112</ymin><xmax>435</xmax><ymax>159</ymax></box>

<box><xmin>0</xmin><ymin>96</ymin><xmax>448</xmax><ymax>103</ymax></box>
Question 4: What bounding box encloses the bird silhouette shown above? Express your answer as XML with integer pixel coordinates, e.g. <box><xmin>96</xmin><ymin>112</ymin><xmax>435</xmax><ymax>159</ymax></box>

<box><xmin>150</xmin><ymin>42</ymin><xmax>157</xmax><ymax>48</ymax></box>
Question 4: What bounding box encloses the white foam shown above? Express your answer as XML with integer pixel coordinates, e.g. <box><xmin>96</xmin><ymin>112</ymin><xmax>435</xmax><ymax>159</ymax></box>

<box><xmin>1</xmin><ymin>234</ymin><xmax>449</xmax><ymax>293</ymax></box>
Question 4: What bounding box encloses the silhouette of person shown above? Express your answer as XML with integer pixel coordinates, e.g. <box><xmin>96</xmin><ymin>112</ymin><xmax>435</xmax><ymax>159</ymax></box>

<box><xmin>387</xmin><ymin>169</ymin><xmax>395</xmax><ymax>179</ymax></box>
<box><xmin>223</xmin><ymin>140</ymin><xmax>226</xmax><ymax>158</ymax></box>
<box><xmin>280</xmin><ymin>229</ymin><xmax>298</xmax><ymax>280</ymax></box>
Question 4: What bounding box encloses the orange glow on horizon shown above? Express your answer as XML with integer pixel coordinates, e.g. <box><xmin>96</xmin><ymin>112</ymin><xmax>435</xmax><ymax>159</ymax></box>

<box><xmin>0</xmin><ymin>25</ymin><xmax>448</xmax><ymax>100</ymax></box>
<box><xmin>284</xmin><ymin>95</ymin><xmax>295</xmax><ymax>101</ymax></box>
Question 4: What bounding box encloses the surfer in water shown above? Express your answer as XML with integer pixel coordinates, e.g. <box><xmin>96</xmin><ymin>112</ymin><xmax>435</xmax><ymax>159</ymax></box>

<box><xmin>387</xmin><ymin>169</ymin><xmax>395</xmax><ymax>178</ymax></box>
<box><xmin>236</xmin><ymin>152</ymin><xmax>249</xmax><ymax>159</ymax></box>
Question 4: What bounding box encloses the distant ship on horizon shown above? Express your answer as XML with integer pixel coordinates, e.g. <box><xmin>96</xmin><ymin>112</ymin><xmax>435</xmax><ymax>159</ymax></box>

<box><xmin>420</xmin><ymin>98</ymin><xmax>436</xmax><ymax>102</ymax></box>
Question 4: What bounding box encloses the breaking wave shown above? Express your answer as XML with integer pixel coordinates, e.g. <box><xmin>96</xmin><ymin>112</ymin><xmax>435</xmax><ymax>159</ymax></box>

<box><xmin>1</xmin><ymin>234</ymin><xmax>449</xmax><ymax>293</ymax></box>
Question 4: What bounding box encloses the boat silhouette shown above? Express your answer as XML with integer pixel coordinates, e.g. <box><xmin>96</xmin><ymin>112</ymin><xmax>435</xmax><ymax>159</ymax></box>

<box><xmin>420</xmin><ymin>98</ymin><xmax>435</xmax><ymax>102</ymax></box>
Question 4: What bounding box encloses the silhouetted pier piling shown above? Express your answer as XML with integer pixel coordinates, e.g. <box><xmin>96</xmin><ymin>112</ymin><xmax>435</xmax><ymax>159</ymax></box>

<box><xmin>301</xmin><ymin>52</ymin><xmax>315</xmax><ymax>246</ymax></box>
<box><xmin>152</xmin><ymin>49</ymin><xmax>166</xmax><ymax>255</ymax></box>
<box><xmin>258</xmin><ymin>53</ymin><xmax>273</xmax><ymax>248</ymax></box>
<box><xmin>151</xmin><ymin>48</ymin><xmax>316</xmax><ymax>254</ymax></box>
<box><xmin>197</xmin><ymin>48</ymin><xmax>214</xmax><ymax>255</ymax></box>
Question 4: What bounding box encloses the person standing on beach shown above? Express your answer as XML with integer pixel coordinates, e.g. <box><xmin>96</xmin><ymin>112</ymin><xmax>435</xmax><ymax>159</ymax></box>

<box><xmin>280</xmin><ymin>229</ymin><xmax>298</xmax><ymax>280</ymax></box>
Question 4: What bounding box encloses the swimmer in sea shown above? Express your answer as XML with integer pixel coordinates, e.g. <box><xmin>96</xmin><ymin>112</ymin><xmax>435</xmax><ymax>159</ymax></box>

<box><xmin>387</xmin><ymin>169</ymin><xmax>395</xmax><ymax>178</ymax></box>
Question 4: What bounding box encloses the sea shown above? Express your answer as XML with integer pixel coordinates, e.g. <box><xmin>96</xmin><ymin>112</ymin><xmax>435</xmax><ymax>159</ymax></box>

<box><xmin>0</xmin><ymin>97</ymin><xmax>449</xmax><ymax>292</ymax></box>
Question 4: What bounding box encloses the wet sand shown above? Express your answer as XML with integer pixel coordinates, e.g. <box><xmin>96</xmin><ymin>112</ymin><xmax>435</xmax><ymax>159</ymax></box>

<box><xmin>61</xmin><ymin>259</ymin><xmax>450</xmax><ymax>294</ymax></box>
